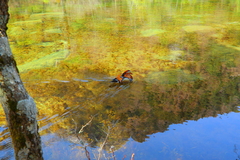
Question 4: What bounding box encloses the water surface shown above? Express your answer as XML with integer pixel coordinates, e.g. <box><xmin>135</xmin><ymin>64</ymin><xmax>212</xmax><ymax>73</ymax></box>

<box><xmin>0</xmin><ymin>0</ymin><xmax>240</xmax><ymax>159</ymax></box>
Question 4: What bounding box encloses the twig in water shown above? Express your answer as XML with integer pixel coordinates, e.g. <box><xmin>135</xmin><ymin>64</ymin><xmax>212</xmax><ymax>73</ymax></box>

<box><xmin>98</xmin><ymin>120</ymin><xmax>119</xmax><ymax>160</ymax></box>
<box><xmin>79</xmin><ymin>115</ymin><xmax>97</xmax><ymax>134</ymax></box>
<box><xmin>110</xmin><ymin>145</ymin><xmax>116</xmax><ymax>160</ymax></box>
<box><xmin>72</xmin><ymin>115</ymin><xmax>97</xmax><ymax>160</ymax></box>
<box><xmin>122</xmin><ymin>155</ymin><xmax>126</xmax><ymax>160</ymax></box>
<box><xmin>98</xmin><ymin>126</ymin><xmax>111</xmax><ymax>160</ymax></box>
<box><xmin>131</xmin><ymin>153</ymin><xmax>135</xmax><ymax>160</ymax></box>
<box><xmin>84</xmin><ymin>146</ymin><xmax>91</xmax><ymax>160</ymax></box>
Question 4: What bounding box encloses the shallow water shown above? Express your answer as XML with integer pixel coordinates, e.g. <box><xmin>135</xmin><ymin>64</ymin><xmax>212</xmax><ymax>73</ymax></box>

<box><xmin>1</xmin><ymin>0</ymin><xmax>240</xmax><ymax>159</ymax></box>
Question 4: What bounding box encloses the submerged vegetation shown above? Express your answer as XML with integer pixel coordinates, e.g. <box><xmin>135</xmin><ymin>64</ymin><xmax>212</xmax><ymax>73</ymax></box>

<box><xmin>8</xmin><ymin>0</ymin><xmax>240</xmax><ymax>80</ymax></box>
<box><xmin>1</xmin><ymin>0</ymin><xmax>240</xmax><ymax>159</ymax></box>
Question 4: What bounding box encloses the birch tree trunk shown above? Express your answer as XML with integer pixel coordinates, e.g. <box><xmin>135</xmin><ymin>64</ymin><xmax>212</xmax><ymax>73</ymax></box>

<box><xmin>0</xmin><ymin>0</ymin><xmax>43</xmax><ymax>159</ymax></box>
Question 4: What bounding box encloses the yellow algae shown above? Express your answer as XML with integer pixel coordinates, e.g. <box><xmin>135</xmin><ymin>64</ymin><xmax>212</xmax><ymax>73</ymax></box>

<box><xmin>182</xmin><ymin>25</ymin><xmax>215</xmax><ymax>33</ymax></box>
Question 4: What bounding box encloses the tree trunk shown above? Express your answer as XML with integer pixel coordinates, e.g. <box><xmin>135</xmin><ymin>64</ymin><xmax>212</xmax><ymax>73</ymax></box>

<box><xmin>0</xmin><ymin>0</ymin><xmax>43</xmax><ymax>159</ymax></box>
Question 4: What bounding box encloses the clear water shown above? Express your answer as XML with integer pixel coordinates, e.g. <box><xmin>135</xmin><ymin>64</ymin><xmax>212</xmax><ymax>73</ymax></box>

<box><xmin>0</xmin><ymin>0</ymin><xmax>240</xmax><ymax>159</ymax></box>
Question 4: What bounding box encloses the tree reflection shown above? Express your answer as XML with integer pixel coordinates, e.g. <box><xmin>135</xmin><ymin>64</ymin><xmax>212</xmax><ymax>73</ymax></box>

<box><xmin>19</xmin><ymin>70</ymin><xmax>239</xmax><ymax>151</ymax></box>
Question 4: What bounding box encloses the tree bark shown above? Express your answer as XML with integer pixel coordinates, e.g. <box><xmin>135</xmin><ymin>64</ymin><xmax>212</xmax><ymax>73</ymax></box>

<box><xmin>0</xmin><ymin>0</ymin><xmax>43</xmax><ymax>159</ymax></box>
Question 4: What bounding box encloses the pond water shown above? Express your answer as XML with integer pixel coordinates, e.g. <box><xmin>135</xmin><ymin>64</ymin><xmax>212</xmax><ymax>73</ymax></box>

<box><xmin>1</xmin><ymin>0</ymin><xmax>240</xmax><ymax>160</ymax></box>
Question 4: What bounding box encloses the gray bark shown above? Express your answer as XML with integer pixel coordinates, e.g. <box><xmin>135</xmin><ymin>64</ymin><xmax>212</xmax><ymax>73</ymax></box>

<box><xmin>0</xmin><ymin>0</ymin><xmax>43</xmax><ymax>159</ymax></box>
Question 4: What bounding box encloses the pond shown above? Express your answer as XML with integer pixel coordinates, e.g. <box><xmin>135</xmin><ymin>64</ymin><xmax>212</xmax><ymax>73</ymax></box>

<box><xmin>0</xmin><ymin>0</ymin><xmax>240</xmax><ymax>159</ymax></box>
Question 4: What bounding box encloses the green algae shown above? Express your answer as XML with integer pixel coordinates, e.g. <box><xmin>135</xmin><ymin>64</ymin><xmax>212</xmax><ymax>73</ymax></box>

<box><xmin>44</xmin><ymin>28</ymin><xmax>62</xmax><ymax>34</ymax></box>
<box><xmin>141</xmin><ymin>29</ymin><xmax>166</xmax><ymax>37</ymax></box>
<box><xmin>145</xmin><ymin>69</ymin><xmax>202</xmax><ymax>84</ymax></box>
<box><xmin>12</xmin><ymin>20</ymin><xmax>42</xmax><ymax>25</ymax></box>
<box><xmin>18</xmin><ymin>49</ymin><xmax>69</xmax><ymax>73</ymax></box>
<box><xmin>30</xmin><ymin>12</ymin><xmax>64</xmax><ymax>19</ymax></box>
